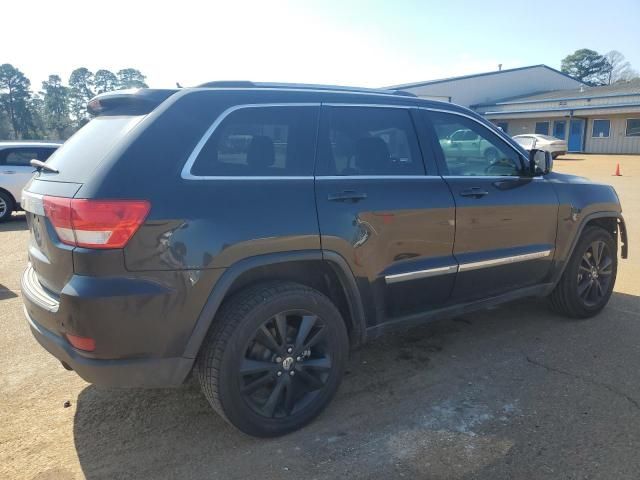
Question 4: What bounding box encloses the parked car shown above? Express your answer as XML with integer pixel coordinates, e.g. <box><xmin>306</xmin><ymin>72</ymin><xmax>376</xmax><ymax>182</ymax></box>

<box><xmin>21</xmin><ymin>84</ymin><xmax>627</xmax><ymax>437</ymax></box>
<box><xmin>512</xmin><ymin>134</ymin><xmax>567</xmax><ymax>159</ymax></box>
<box><xmin>0</xmin><ymin>141</ymin><xmax>61</xmax><ymax>221</ymax></box>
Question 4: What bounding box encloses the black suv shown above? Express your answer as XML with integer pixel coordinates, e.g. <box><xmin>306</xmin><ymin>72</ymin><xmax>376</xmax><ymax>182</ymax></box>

<box><xmin>21</xmin><ymin>83</ymin><xmax>628</xmax><ymax>436</ymax></box>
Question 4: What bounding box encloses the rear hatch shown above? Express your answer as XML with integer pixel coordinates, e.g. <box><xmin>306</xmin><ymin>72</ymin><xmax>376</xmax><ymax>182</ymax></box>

<box><xmin>23</xmin><ymin>89</ymin><xmax>175</xmax><ymax>296</ymax></box>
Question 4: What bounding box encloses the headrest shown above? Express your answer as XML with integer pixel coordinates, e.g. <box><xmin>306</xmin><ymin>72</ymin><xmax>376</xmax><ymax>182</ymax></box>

<box><xmin>354</xmin><ymin>137</ymin><xmax>390</xmax><ymax>174</ymax></box>
<box><xmin>247</xmin><ymin>135</ymin><xmax>275</xmax><ymax>170</ymax></box>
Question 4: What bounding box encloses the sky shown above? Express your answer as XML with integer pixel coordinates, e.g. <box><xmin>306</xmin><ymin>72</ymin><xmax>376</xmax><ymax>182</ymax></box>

<box><xmin>2</xmin><ymin>0</ymin><xmax>639</xmax><ymax>90</ymax></box>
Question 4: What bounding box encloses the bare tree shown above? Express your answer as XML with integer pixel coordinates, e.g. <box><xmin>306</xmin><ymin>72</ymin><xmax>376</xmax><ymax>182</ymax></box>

<box><xmin>606</xmin><ymin>51</ymin><xmax>638</xmax><ymax>84</ymax></box>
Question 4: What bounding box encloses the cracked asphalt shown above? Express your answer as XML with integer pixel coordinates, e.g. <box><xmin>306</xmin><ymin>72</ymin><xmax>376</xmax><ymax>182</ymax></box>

<box><xmin>1</xmin><ymin>155</ymin><xmax>639</xmax><ymax>479</ymax></box>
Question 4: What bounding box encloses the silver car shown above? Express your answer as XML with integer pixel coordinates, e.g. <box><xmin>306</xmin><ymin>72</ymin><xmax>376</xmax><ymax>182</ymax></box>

<box><xmin>512</xmin><ymin>134</ymin><xmax>567</xmax><ymax>159</ymax></box>
<box><xmin>0</xmin><ymin>141</ymin><xmax>61</xmax><ymax>221</ymax></box>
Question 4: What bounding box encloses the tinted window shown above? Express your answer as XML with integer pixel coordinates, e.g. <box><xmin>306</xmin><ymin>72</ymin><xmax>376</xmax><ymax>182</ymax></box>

<box><xmin>0</xmin><ymin>147</ymin><xmax>57</xmax><ymax>166</ymax></box>
<box><xmin>626</xmin><ymin>119</ymin><xmax>640</xmax><ymax>137</ymax></box>
<box><xmin>429</xmin><ymin>112</ymin><xmax>523</xmax><ymax>177</ymax></box>
<box><xmin>318</xmin><ymin>107</ymin><xmax>424</xmax><ymax>176</ymax></box>
<box><xmin>2</xmin><ymin>149</ymin><xmax>39</xmax><ymax>166</ymax></box>
<box><xmin>592</xmin><ymin>120</ymin><xmax>610</xmax><ymax>138</ymax></box>
<box><xmin>44</xmin><ymin>116</ymin><xmax>144</xmax><ymax>182</ymax></box>
<box><xmin>553</xmin><ymin>120</ymin><xmax>566</xmax><ymax>139</ymax></box>
<box><xmin>191</xmin><ymin>106</ymin><xmax>318</xmax><ymax>176</ymax></box>
<box><xmin>535</xmin><ymin>122</ymin><xmax>550</xmax><ymax>135</ymax></box>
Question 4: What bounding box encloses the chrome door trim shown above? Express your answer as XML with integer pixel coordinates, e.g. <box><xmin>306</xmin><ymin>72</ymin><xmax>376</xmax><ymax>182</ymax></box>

<box><xmin>181</xmin><ymin>103</ymin><xmax>321</xmax><ymax>180</ymax></box>
<box><xmin>385</xmin><ymin>265</ymin><xmax>458</xmax><ymax>284</ymax></box>
<box><xmin>384</xmin><ymin>248</ymin><xmax>553</xmax><ymax>284</ymax></box>
<box><xmin>180</xmin><ymin>100</ymin><xmax>530</xmax><ymax>181</ymax></box>
<box><xmin>458</xmin><ymin>249</ymin><xmax>552</xmax><ymax>273</ymax></box>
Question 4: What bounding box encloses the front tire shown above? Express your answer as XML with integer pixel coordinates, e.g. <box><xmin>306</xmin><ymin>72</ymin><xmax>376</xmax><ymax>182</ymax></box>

<box><xmin>197</xmin><ymin>281</ymin><xmax>349</xmax><ymax>437</ymax></box>
<box><xmin>550</xmin><ymin>226</ymin><xmax>617</xmax><ymax>318</ymax></box>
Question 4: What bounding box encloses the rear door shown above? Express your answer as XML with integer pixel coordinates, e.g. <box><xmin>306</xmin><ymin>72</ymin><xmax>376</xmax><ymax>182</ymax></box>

<box><xmin>424</xmin><ymin>110</ymin><xmax>559</xmax><ymax>302</ymax></box>
<box><xmin>314</xmin><ymin>104</ymin><xmax>456</xmax><ymax>323</ymax></box>
<box><xmin>0</xmin><ymin>147</ymin><xmax>54</xmax><ymax>202</ymax></box>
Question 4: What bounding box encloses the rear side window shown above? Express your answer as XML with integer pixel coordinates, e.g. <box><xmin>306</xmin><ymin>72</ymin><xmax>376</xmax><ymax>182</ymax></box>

<box><xmin>318</xmin><ymin>107</ymin><xmax>424</xmax><ymax>176</ymax></box>
<box><xmin>42</xmin><ymin>116</ymin><xmax>144</xmax><ymax>182</ymax></box>
<box><xmin>190</xmin><ymin>106</ymin><xmax>318</xmax><ymax>177</ymax></box>
<box><xmin>0</xmin><ymin>147</ymin><xmax>56</xmax><ymax>166</ymax></box>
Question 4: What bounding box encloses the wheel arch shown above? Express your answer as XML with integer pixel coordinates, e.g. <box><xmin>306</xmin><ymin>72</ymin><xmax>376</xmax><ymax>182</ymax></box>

<box><xmin>0</xmin><ymin>187</ymin><xmax>17</xmax><ymax>208</ymax></box>
<box><xmin>552</xmin><ymin>211</ymin><xmax>627</xmax><ymax>286</ymax></box>
<box><xmin>182</xmin><ymin>250</ymin><xmax>366</xmax><ymax>359</ymax></box>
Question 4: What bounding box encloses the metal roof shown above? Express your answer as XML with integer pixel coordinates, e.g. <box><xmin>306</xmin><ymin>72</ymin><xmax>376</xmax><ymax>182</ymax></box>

<box><xmin>477</xmin><ymin>79</ymin><xmax>640</xmax><ymax>107</ymax></box>
<box><xmin>385</xmin><ymin>64</ymin><xmax>583</xmax><ymax>90</ymax></box>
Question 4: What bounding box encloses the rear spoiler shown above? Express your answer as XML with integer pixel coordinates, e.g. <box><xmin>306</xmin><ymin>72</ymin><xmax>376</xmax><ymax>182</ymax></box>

<box><xmin>87</xmin><ymin>89</ymin><xmax>177</xmax><ymax>116</ymax></box>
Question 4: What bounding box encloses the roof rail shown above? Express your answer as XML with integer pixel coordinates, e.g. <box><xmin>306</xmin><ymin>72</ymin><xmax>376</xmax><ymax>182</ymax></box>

<box><xmin>195</xmin><ymin>81</ymin><xmax>416</xmax><ymax>97</ymax></box>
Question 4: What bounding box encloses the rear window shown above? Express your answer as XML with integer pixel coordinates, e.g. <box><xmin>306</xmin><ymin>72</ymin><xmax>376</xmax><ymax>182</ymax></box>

<box><xmin>190</xmin><ymin>106</ymin><xmax>318</xmax><ymax>177</ymax></box>
<box><xmin>41</xmin><ymin>116</ymin><xmax>144</xmax><ymax>182</ymax></box>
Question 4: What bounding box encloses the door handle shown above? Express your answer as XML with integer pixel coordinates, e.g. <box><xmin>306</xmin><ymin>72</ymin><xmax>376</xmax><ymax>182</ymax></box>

<box><xmin>459</xmin><ymin>187</ymin><xmax>489</xmax><ymax>198</ymax></box>
<box><xmin>328</xmin><ymin>190</ymin><xmax>368</xmax><ymax>202</ymax></box>
<box><xmin>2</xmin><ymin>171</ymin><xmax>16</xmax><ymax>174</ymax></box>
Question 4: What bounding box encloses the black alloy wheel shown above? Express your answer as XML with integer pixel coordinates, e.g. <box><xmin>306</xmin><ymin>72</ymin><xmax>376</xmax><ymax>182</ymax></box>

<box><xmin>577</xmin><ymin>240</ymin><xmax>614</xmax><ymax>307</ymax></box>
<box><xmin>239</xmin><ymin>310</ymin><xmax>333</xmax><ymax>418</ymax></box>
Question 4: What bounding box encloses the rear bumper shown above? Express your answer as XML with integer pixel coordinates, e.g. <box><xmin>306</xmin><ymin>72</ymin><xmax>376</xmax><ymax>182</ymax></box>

<box><xmin>21</xmin><ymin>263</ymin><xmax>197</xmax><ymax>387</ymax></box>
<box><xmin>25</xmin><ymin>307</ymin><xmax>193</xmax><ymax>387</ymax></box>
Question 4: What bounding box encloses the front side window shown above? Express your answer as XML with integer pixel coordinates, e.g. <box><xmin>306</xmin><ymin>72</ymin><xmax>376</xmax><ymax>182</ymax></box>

<box><xmin>626</xmin><ymin>119</ymin><xmax>640</xmax><ymax>137</ymax></box>
<box><xmin>535</xmin><ymin>122</ymin><xmax>550</xmax><ymax>135</ymax></box>
<box><xmin>592</xmin><ymin>119</ymin><xmax>610</xmax><ymax>138</ymax></box>
<box><xmin>191</xmin><ymin>106</ymin><xmax>318</xmax><ymax>176</ymax></box>
<box><xmin>318</xmin><ymin>107</ymin><xmax>424</xmax><ymax>176</ymax></box>
<box><xmin>429</xmin><ymin>112</ymin><xmax>523</xmax><ymax>177</ymax></box>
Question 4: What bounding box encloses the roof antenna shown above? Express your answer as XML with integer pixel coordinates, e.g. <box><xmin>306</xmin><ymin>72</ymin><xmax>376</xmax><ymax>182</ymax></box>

<box><xmin>498</xmin><ymin>64</ymin><xmax>503</xmax><ymax>71</ymax></box>
<box><xmin>176</xmin><ymin>82</ymin><xmax>183</xmax><ymax>88</ymax></box>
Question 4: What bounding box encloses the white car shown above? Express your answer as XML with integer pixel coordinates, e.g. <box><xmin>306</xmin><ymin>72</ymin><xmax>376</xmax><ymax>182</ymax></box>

<box><xmin>512</xmin><ymin>134</ymin><xmax>567</xmax><ymax>159</ymax></box>
<box><xmin>0</xmin><ymin>141</ymin><xmax>61</xmax><ymax>221</ymax></box>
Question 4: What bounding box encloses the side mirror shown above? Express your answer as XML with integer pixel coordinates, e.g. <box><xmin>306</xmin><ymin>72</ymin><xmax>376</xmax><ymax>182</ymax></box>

<box><xmin>528</xmin><ymin>149</ymin><xmax>553</xmax><ymax>175</ymax></box>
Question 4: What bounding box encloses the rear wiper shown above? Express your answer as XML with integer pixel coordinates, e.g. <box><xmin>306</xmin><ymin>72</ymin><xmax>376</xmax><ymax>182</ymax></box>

<box><xmin>30</xmin><ymin>159</ymin><xmax>59</xmax><ymax>174</ymax></box>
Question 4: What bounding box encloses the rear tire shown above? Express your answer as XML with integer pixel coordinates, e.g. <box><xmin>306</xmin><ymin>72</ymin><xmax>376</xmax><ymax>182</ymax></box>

<box><xmin>549</xmin><ymin>226</ymin><xmax>617</xmax><ymax>318</ymax></box>
<box><xmin>197</xmin><ymin>281</ymin><xmax>349</xmax><ymax>437</ymax></box>
<box><xmin>0</xmin><ymin>191</ymin><xmax>14</xmax><ymax>222</ymax></box>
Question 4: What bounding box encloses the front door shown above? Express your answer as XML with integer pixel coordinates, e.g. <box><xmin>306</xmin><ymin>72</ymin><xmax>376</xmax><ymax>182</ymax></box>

<box><xmin>314</xmin><ymin>105</ymin><xmax>456</xmax><ymax>322</ymax></box>
<box><xmin>424</xmin><ymin>110</ymin><xmax>559</xmax><ymax>302</ymax></box>
<box><xmin>568</xmin><ymin>118</ymin><xmax>585</xmax><ymax>152</ymax></box>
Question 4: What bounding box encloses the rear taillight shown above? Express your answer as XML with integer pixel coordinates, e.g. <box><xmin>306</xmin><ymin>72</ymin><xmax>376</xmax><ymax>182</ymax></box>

<box><xmin>43</xmin><ymin>197</ymin><xmax>150</xmax><ymax>249</ymax></box>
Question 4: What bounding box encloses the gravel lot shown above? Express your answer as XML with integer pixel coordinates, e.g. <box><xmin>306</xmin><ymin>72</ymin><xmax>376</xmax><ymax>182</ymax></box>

<box><xmin>1</xmin><ymin>155</ymin><xmax>639</xmax><ymax>480</ymax></box>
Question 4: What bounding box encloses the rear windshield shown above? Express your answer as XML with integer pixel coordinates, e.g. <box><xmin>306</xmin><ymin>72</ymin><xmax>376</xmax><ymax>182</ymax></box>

<box><xmin>41</xmin><ymin>115</ymin><xmax>144</xmax><ymax>182</ymax></box>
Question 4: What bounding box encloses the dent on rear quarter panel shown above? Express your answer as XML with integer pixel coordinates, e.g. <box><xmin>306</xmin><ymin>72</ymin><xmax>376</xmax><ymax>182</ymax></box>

<box><xmin>110</xmin><ymin>90</ymin><xmax>323</xmax><ymax>272</ymax></box>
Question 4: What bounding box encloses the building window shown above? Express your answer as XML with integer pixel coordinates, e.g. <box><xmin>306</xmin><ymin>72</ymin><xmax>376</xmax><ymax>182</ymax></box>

<box><xmin>626</xmin><ymin>119</ymin><xmax>640</xmax><ymax>137</ymax></box>
<box><xmin>535</xmin><ymin>122</ymin><xmax>549</xmax><ymax>135</ymax></box>
<box><xmin>553</xmin><ymin>121</ymin><xmax>566</xmax><ymax>139</ymax></box>
<box><xmin>592</xmin><ymin>119</ymin><xmax>611</xmax><ymax>138</ymax></box>
<box><xmin>496</xmin><ymin>122</ymin><xmax>508</xmax><ymax>133</ymax></box>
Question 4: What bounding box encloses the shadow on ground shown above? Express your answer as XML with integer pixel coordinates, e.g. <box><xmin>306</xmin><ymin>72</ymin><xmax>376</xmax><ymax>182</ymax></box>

<box><xmin>0</xmin><ymin>213</ymin><xmax>28</xmax><ymax>232</ymax></box>
<box><xmin>72</xmin><ymin>292</ymin><xmax>640</xmax><ymax>479</ymax></box>
<box><xmin>0</xmin><ymin>284</ymin><xmax>18</xmax><ymax>300</ymax></box>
